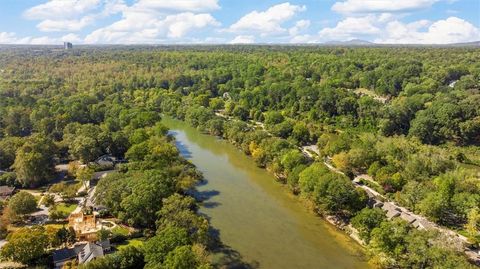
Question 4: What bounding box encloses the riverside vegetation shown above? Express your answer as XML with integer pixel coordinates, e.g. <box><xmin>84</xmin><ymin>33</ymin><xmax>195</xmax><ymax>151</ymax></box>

<box><xmin>0</xmin><ymin>45</ymin><xmax>479</xmax><ymax>268</ymax></box>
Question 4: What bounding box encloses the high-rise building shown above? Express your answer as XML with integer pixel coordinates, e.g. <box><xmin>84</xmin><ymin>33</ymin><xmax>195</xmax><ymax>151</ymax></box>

<box><xmin>64</xmin><ymin>42</ymin><xmax>73</xmax><ymax>50</ymax></box>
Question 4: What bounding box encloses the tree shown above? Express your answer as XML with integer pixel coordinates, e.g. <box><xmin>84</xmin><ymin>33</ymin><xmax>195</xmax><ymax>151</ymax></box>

<box><xmin>156</xmin><ymin>194</ymin><xmax>209</xmax><ymax>245</ymax></box>
<box><xmin>13</xmin><ymin>135</ymin><xmax>56</xmax><ymax>187</ymax></box>
<box><xmin>299</xmin><ymin>162</ymin><xmax>367</xmax><ymax>216</ymax></box>
<box><xmin>465</xmin><ymin>207</ymin><xmax>480</xmax><ymax>245</ymax></box>
<box><xmin>77</xmin><ymin>167</ymin><xmax>94</xmax><ymax>189</ymax></box>
<box><xmin>120</xmin><ymin>170</ymin><xmax>176</xmax><ymax>228</ymax></box>
<box><xmin>70</xmin><ymin>135</ymin><xmax>102</xmax><ymax>163</ymax></box>
<box><xmin>144</xmin><ymin>226</ymin><xmax>190</xmax><ymax>266</ymax></box>
<box><xmin>42</xmin><ymin>194</ymin><xmax>55</xmax><ymax>207</ymax></box>
<box><xmin>280</xmin><ymin>150</ymin><xmax>308</xmax><ymax>175</ymax></box>
<box><xmin>351</xmin><ymin>208</ymin><xmax>386</xmax><ymax>243</ymax></box>
<box><xmin>331</xmin><ymin>152</ymin><xmax>351</xmax><ymax>173</ymax></box>
<box><xmin>0</xmin><ymin>208</ymin><xmax>11</xmax><ymax>239</ymax></box>
<box><xmin>232</xmin><ymin>106</ymin><xmax>249</xmax><ymax>121</ymax></box>
<box><xmin>55</xmin><ymin>227</ymin><xmax>76</xmax><ymax>247</ymax></box>
<box><xmin>0</xmin><ymin>226</ymin><xmax>48</xmax><ymax>265</ymax></box>
<box><xmin>264</xmin><ymin>111</ymin><xmax>284</xmax><ymax>125</ymax></box>
<box><xmin>368</xmin><ymin>220</ymin><xmax>409</xmax><ymax>267</ymax></box>
<box><xmin>298</xmin><ymin>163</ymin><xmax>331</xmax><ymax>194</ymax></box>
<box><xmin>97</xmin><ymin>228</ymin><xmax>112</xmax><ymax>241</ymax></box>
<box><xmin>8</xmin><ymin>191</ymin><xmax>37</xmax><ymax>217</ymax></box>
<box><xmin>2</xmin><ymin>107</ymin><xmax>32</xmax><ymax>137</ymax></box>
<box><xmin>291</xmin><ymin>122</ymin><xmax>310</xmax><ymax>145</ymax></box>
<box><xmin>0</xmin><ymin>137</ymin><xmax>24</xmax><ymax>170</ymax></box>
<box><xmin>163</xmin><ymin>245</ymin><xmax>198</xmax><ymax>269</ymax></box>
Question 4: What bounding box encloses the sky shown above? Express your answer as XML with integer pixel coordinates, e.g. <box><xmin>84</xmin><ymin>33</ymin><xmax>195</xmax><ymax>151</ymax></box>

<box><xmin>0</xmin><ymin>0</ymin><xmax>479</xmax><ymax>45</ymax></box>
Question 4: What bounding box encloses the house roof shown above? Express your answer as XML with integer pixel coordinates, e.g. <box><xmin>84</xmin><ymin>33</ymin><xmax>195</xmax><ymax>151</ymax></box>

<box><xmin>0</xmin><ymin>186</ymin><xmax>15</xmax><ymax>195</ymax></box>
<box><xmin>381</xmin><ymin>202</ymin><xmax>400</xmax><ymax>212</ymax></box>
<box><xmin>53</xmin><ymin>242</ymin><xmax>87</xmax><ymax>263</ymax></box>
<box><xmin>400</xmin><ymin>212</ymin><xmax>417</xmax><ymax>224</ymax></box>
<box><xmin>385</xmin><ymin>210</ymin><xmax>401</xmax><ymax>219</ymax></box>
<box><xmin>78</xmin><ymin>242</ymin><xmax>104</xmax><ymax>264</ymax></box>
<box><xmin>413</xmin><ymin>219</ymin><xmax>435</xmax><ymax>230</ymax></box>
<box><xmin>53</xmin><ymin>248</ymin><xmax>77</xmax><ymax>263</ymax></box>
<box><xmin>97</xmin><ymin>240</ymin><xmax>110</xmax><ymax>250</ymax></box>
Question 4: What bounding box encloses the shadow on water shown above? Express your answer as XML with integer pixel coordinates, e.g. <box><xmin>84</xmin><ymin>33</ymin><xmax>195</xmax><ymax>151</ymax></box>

<box><xmin>193</xmin><ymin>189</ymin><xmax>221</xmax><ymax>201</ymax></box>
<box><xmin>213</xmin><ymin>245</ymin><xmax>260</xmax><ymax>269</ymax></box>
<box><xmin>203</xmin><ymin>201</ymin><xmax>221</xmax><ymax>208</ymax></box>
<box><xmin>173</xmin><ymin>139</ymin><xmax>193</xmax><ymax>159</ymax></box>
<box><xmin>208</xmin><ymin>226</ymin><xmax>260</xmax><ymax>269</ymax></box>
<box><xmin>196</xmin><ymin>179</ymin><xmax>209</xmax><ymax>187</ymax></box>
<box><xmin>188</xmin><ymin>187</ymin><xmax>221</xmax><ymax>208</ymax></box>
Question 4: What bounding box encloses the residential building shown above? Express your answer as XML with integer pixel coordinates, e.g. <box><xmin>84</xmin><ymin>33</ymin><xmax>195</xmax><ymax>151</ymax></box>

<box><xmin>68</xmin><ymin>212</ymin><xmax>98</xmax><ymax>241</ymax></box>
<box><xmin>78</xmin><ymin>242</ymin><xmax>105</xmax><ymax>264</ymax></box>
<box><xmin>53</xmin><ymin>240</ymin><xmax>110</xmax><ymax>269</ymax></box>
<box><xmin>0</xmin><ymin>186</ymin><xmax>15</xmax><ymax>199</ymax></box>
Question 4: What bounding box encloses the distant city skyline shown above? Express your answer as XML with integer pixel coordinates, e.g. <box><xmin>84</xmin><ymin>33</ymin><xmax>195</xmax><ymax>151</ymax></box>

<box><xmin>0</xmin><ymin>0</ymin><xmax>479</xmax><ymax>45</ymax></box>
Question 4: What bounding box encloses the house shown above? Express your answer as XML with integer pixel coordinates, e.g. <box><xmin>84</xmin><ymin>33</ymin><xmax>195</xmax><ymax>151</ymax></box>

<box><xmin>412</xmin><ymin>218</ymin><xmax>435</xmax><ymax>230</ymax></box>
<box><xmin>400</xmin><ymin>212</ymin><xmax>417</xmax><ymax>224</ymax></box>
<box><xmin>95</xmin><ymin>155</ymin><xmax>119</xmax><ymax>167</ymax></box>
<box><xmin>385</xmin><ymin>209</ymin><xmax>401</xmax><ymax>219</ymax></box>
<box><xmin>0</xmin><ymin>186</ymin><xmax>15</xmax><ymax>199</ymax></box>
<box><xmin>372</xmin><ymin>201</ymin><xmax>384</xmax><ymax>208</ymax></box>
<box><xmin>68</xmin><ymin>212</ymin><xmax>98</xmax><ymax>241</ymax></box>
<box><xmin>382</xmin><ymin>203</ymin><xmax>401</xmax><ymax>219</ymax></box>
<box><xmin>53</xmin><ymin>240</ymin><xmax>110</xmax><ymax>269</ymax></box>
<box><xmin>78</xmin><ymin>242</ymin><xmax>106</xmax><ymax>264</ymax></box>
<box><xmin>97</xmin><ymin>240</ymin><xmax>111</xmax><ymax>252</ymax></box>
<box><xmin>53</xmin><ymin>243</ymin><xmax>85</xmax><ymax>269</ymax></box>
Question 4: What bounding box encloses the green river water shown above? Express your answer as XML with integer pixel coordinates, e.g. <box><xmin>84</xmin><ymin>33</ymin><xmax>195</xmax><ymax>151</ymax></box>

<box><xmin>163</xmin><ymin>117</ymin><xmax>371</xmax><ymax>269</ymax></box>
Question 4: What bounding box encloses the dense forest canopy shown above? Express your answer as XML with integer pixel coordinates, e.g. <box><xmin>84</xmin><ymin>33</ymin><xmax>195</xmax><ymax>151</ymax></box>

<box><xmin>0</xmin><ymin>45</ymin><xmax>479</xmax><ymax>268</ymax></box>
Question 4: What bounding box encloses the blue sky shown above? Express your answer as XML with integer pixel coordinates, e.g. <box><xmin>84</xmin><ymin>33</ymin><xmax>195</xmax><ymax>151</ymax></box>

<box><xmin>0</xmin><ymin>0</ymin><xmax>479</xmax><ymax>44</ymax></box>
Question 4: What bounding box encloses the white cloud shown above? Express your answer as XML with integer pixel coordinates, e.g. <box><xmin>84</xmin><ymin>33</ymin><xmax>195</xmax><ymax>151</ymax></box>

<box><xmin>229</xmin><ymin>3</ymin><xmax>306</xmax><ymax>35</ymax></box>
<box><xmin>24</xmin><ymin>0</ymin><xmax>127</xmax><ymax>32</ymax></box>
<box><xmin>61</xmin><ymin>33</ymin><xmax>83</xmax><ymax>43</ymax></box>
<box><xmin>164</xmin><ymin>13</ymin><xmax>220</xmax><ymax>38</ymax></box>
<box><xmin>85</xmin><ymin>12</ymin><xmax>219</xmax><ymax>43</ymax></box>
<box><xmin>289</xmin><ymin>20</ymin><xmax>311</xmax><ymax>36</ymax></box>
<box><xmin>37</xmin><ymin>16</ymin><xmax>96</xmax><ymax>32</ymax></box>
<box><xmin>230</xmin><ymin>35</ymin><xmax>255</xmax><ymax>44</ymax></box>
<box><xmin>332</xmin><ymin>0</ymin><xmax>440</xmax><ymax>14</ymax></box>
<box><xmin>0</xmin><ymin>32</ymin><xmax>25</xmax><ymax>44</ymax></box>
<box><xmin>24</xmin><ymin>0</ymin><xmax>102</xmax><ymax>19</ymax></box>
<box><xmin>377</xmin><ymin>16</ymin><xmax>480</xmax><ymax>44</ymax></box>
<box><xmin>0</xmin><ymin>31</ymin><xmax>82</xmax><ymax>45</ymax></box>
<box><xmin>319</xmin><ymin>15</ymin><xmax>381</xmax><ymax>40</ymax></box>
<box><xmin>132</xmin><ymin>0</ymin><xmax>220</xmax><ymax>12</ymax></box>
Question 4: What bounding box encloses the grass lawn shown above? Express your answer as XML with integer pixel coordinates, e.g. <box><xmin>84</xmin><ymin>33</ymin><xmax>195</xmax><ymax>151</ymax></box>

<box><xmin>44</xmin><ymin>224</ymin><xmax>65</xmax><ymax>229</ymax></box>
<box><xmin>117</xmin><ymin>238</ymin><xmax>145</xmax><ymax>250</ymax></box>
<box><xmin>112</xmin><ymin>225</ymin><xmax>130</xmax><ymax>237</ymax></box>
<box><xmin>56</xmin><ymin>203</ymin><xmax>77</xmax><ymax>215</ymax></box>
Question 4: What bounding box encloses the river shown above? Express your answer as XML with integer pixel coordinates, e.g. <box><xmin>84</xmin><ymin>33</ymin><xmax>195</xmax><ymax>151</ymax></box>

<box><xmin>163</xmin><ymin>117</ymin><xmax>370</xmax><ymax>269</ymax></box>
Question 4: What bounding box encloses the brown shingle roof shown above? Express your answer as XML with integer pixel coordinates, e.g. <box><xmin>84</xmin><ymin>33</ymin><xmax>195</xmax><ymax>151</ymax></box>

<box><xmin>0</xmin><ymin>186</ymin><xmax>15</xmax><ymax>196</ymax></box>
